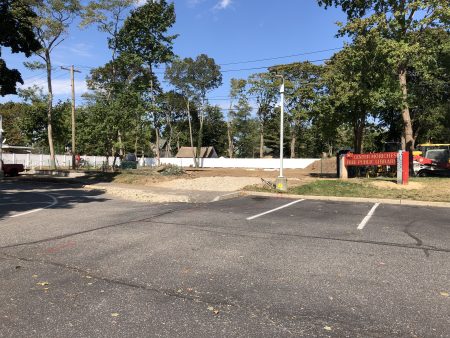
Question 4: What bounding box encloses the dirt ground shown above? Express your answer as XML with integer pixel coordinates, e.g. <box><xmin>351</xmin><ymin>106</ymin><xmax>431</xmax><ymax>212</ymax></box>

<box><xmin>111</xmin><ymin>158</ymin><xmax>336</xmax><ymax>192</ymax></box>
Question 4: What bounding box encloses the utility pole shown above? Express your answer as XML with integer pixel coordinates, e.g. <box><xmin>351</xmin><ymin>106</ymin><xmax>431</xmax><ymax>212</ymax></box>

<box><xmin>274</xmin><ymin>74</ymin><xmax>287</xmax><ymax>192</ymax></box>
<box><xmin>61</xmin><ymin>65</ymin><xmax>81</xmax><ymax>169</ymax></box>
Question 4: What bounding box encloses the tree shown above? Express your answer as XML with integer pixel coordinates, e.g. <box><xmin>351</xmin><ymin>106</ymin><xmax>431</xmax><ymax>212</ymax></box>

<box><xmin>318</xmin><ymin>0</ymin><xmax>450</xmax><ymax>155</ymax></box>
<box><xmin>270</xmin><ymin>62</ymin><xmax>327</xmax><ymax>157</ymax></box>
<box><xmin>81</xmin><ymin>0</ymin><xmax>137</xmax><ymax>62</ymax></box>
<box><xmin>0</xmin><ymin>102</ymin><xmax>29</xmax><ymax>145</ymax></box>
<box><xmin>226</xmin><ymin>79</ymin><xmax>247</xmax><ymax>158</ymax></box>
<box><xmin>18</xmin><ymin>86</ymin><xmax>71</xmax><ymax>153</ymax></box>
<box><xmin>116</xmin><ymin>0</ymin><xmax>177</xmax><ymax>162</ymax></box>
<box><xmin>323</xmin><ymin>35</ymin><xmax>390</xmax><ymax>153</ymax></box>
<box><xmin>26</xmin><ymin>0</ymin><xmax>81</xmax><ymax>168</ymax></box>
<box><xmin>228</xmin><ymin>82</ymin><xmax>258</xmax><ymax>158</ymax></box>
<box><xmin>165</xmin><ymin>54</ymin><xmax>222</xmax><ymax>166</ymax></box>
<box><xmin>248</xmin><ymin>73</ymin><xmax>278</xmax><ymax>158</ymax></box>
<box><xmin>0</xmin><ymin>0</ymin><xmax>41</xmax><ymax>95</ymax></box>
<box><xmin>202</xmin><ymin>105</ymin><xmax>228</xmax><ymax>156</ymax></box>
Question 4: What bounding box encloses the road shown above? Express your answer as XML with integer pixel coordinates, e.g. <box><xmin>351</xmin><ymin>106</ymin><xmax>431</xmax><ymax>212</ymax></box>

<box><xmin>1</xmin><ymin>180</ymin><xmax>449</xmax><ymax>337</ymax></box>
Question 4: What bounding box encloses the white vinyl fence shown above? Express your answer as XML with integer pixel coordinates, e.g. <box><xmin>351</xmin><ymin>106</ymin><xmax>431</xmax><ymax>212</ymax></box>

<box><xmin>144</xmin><ymin>157</ymin><xmax>318</xmax><ymax>169</ymax></box>
<box><xmin>2</xmin><ymin>153</ymin><xmax>318</xmax><ymax>170</ymax></box>
<box><xmin>1</xmin><ymin>153</ymin><xmax>118</xmax><ymax>169</ymax></box>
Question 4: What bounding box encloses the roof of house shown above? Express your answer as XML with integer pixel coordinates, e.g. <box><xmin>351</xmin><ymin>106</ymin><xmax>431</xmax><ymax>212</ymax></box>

<box><xmin>175</xmin><ymin>146</ymin><xmax>217</xmax><ymax>158</ymax></box>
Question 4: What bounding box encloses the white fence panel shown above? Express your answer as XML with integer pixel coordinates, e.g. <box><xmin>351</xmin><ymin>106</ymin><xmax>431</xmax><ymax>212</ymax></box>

<box><xmin>150</xmin><ymin>157</ymin><xmax>318</xmax><ymax>169</ymax></box>
<box><xmin>2</xmin><ymin>153</ymin><xmax>318</xmax><ymax>170</ymax></box>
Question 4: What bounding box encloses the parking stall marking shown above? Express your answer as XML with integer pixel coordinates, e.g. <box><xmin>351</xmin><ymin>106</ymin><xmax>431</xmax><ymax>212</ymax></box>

<box><xmin>9</xmin><ymin>193</ymin><xmax>58</xmax><ymax>218</ymax></box>
<box><xmin>357</xmin><ymin>203</ymin><xmax>380</xmax><ymax>230</ymax></box>
<box><xmin>246</xmin><ymin>199</ymin><xmax>304</xmax><ymax>220</ymax></box>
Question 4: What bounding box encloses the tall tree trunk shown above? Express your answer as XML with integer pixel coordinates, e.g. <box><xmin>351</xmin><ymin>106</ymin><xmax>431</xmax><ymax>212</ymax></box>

<box><xmin>353</xmin><ymin>118</ymin><xmax>365</xmax><ymax>154</ymax></box>
<box><xmin>259</xmin><ymin>123</ymin><xmax>264</xmax><ymax>158</ymax></box>
<box><xmin>398</xmin><ymin>67</ymin><xmax>415</xmax><ymax>174</ymax></box>
<box><xmin>227</xmin><ymin>121</ymin><xmax>234</xmax><ymax>158</ymax></box>
<box><xmin>45</xmin><ymin>50</ymin><xmax>56</xmax><ymax>169</ymax></box>
<box><xmin>196</xmin><ymin>108</ymin><xmax>205</xmax><ymax>168</ymax></box>
<box><xmin>186</xmin><ymin>99</ymin><xmax>196</xmax><ymax>167</ymax></box>
<box><xmin>166</xmin><ymin>114</ymin><xmax>173</xmax><ymax>157</ymax></box>
<box><xmin>290</xmin><ymin>134</ymin><xmax>296</xmax><ymax>158</ymax></box>
<box><xmin>398</xmin><ymin>67</ymin><xmax>414</xmax><ymax>152</ymax></box>
<box><xmin>117</xmin><ymin>130</ymin><xmax>124</xmax><ymax>157</ymax></box>
<box><xmin>155</xmin><ymin>127</ymin><xmax>160</xmax><ymax>165</ymax></box>
<box><xmin>152</xmin><ymin>114</ymin><xmax>160</xmax><ymax>165</ymax></box>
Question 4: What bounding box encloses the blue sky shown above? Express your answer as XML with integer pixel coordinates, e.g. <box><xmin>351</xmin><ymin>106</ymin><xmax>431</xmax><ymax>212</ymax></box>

<box><xmin>1</xmin><ymin>0</ymin><xmax>347</xmax><ymax>105</ymax></box>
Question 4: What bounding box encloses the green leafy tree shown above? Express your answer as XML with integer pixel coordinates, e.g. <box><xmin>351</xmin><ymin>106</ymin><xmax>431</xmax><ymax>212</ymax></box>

<box><xmin>0</xmin><ymin>0</ymin><xmax>41</xmax><ymax>95</ymax></box>
<box><xmin>248</xmin><ymin>73</ymin><xmax>278</xmax><ymax>158</ymax></box>
<box><xmin>0</xmin><ymin>102</ymin><xmax>29</xmax><ymax>145</ymax></box>
<box><xmin>202</xmin><ymin>105</ymin><xmax>228</xmax><ymax>156</ymax></box>
<box><xmin>18</xmin><ymin>86</ymin><xmax>71</xmax><ymax>153</ymax></box>
<box><xmin>270</xmin><ymin>62</ymin><xmax>326</xmax><ymax>157</ymax></box>
<box><xmin>323</xmin><ymin>35</ymin><xmax>391</xmax><ymax>153</ymax></box>
<box><xmin>318</xmin><ymin>0</ymin><xmax>450</xmax><ymax>154</ymax></box>
<box><xmin>25</xmin><ymin>0</ymin><xmax>81</xmax><ymax>168</ymax></box>
<box><xmin>165</xmin><ymin>54</ymin><xmax>222</xmax><ymax>166</ymax></box>
<box><xmin>226</xmin><ymin>78</ymin><xmax>247</xmax><ymax>158</ymax></box>
<box><xmin>116</xmin><ymin>0</ymin><xmax>177</xmax><ymax>161</ymax></box>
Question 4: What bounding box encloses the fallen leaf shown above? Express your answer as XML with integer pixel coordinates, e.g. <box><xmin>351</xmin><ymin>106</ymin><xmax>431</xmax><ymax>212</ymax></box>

<box><xmin>87</xmin><ymin>283</ymin><xmax>93</xmax><ymax>285</ymax></box>
<box><xmin>440</xmin><ymin>292</ymin><xmax>449</xmax><ymax>297</ymax></box>
<box><xmin>32</xmin><ymin>275</ymin><xmax>38</xmax><ymax>278</ymax></box>
<box><xmin>177</xmin><ymin>289</ymin><xmax>182</xmax><ymax>293</ymax></box>
<box><xmin>85</xmin><ymin>276</ymin><xmax>92</xmax><ymax>279</ymax></box>
<box><xmin>37</xmin><ymin>282</ymin><xmax>49</xmax><ymax>286</ymax></box>
<box><xmin>111</xmin><ymin>313</ymin><xmax>119</xmax><ymax>317</ymax></box>
<box><xmin>207</xmin><ymin>306</ymin><xmax>214</xmax><ymax>311</ymax></box>
<box><xmin>324</xmin><ymin>326</ymin><xmax>332</xmax><ymax>331</ymax></box>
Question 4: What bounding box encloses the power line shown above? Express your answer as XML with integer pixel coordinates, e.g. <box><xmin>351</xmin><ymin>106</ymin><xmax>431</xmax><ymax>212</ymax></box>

<box><xmin>72</xmin><ymin>46</ymin><xmax>340</xmax><ymax>72</ymax></box>
<box><xmin>218</xmin><ymin>47</ymin><xmax>341</xmax><ymax>66</ymax></box>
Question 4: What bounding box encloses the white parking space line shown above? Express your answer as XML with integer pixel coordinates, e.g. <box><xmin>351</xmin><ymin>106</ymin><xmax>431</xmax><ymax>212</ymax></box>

<box><xmin>10</xmin><ymin>193</ymin><xmax>58</xmax><ymax>218</ymax></box>
<box><xmin>357</xmin><ymin>203</ymin><xmax>380</xmax><ymax>230</ymax></box>
<box><xmin>246</xmin><ymin>199</ymin><xmax>304</xmax><ymax>220</ymax></box>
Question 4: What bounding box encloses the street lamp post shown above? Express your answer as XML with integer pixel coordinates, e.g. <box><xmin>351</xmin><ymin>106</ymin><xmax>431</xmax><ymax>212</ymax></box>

<box><xmin>275</xmin><ymin>75</ymin><xmax>287</xmax><ymax>192</ymax></box>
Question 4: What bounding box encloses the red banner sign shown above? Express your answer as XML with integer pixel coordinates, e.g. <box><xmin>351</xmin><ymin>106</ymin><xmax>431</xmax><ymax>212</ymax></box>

<box><xmin>345</xmin><ymin>152</ymin><xmax>397</xmax><ymax>166</ymax></box>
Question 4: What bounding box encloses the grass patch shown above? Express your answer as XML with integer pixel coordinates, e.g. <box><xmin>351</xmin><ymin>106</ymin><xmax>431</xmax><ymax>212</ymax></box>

<box><xmin>246</xmin><ymin>177</ymin><xmax>450</xmax><ymax>203</ymax></box>
<box><xmin>287</xmin><ymin>178</ymin><xmax>450</xmax><ymax>202</ymax></box>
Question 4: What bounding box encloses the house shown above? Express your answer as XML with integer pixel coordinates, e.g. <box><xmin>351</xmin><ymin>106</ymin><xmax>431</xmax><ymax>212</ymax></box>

<box><xmin>175</xmin><ymin>146</ymin><xmax>218</xmax><ymax>158</ymax></box>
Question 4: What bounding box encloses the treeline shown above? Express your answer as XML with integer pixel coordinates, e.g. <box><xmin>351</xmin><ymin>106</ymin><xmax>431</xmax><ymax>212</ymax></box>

<box><xmin>1</xmin><ymin>1</ymin><xmax>449</xmax><ymax>166</ymax></box>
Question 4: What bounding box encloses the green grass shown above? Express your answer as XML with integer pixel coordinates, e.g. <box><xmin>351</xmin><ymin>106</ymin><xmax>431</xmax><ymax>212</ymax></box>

<box><xmin>247</xmin><ymin>177</ymin><xmax>450</xmax><ymax>203</ymax></box>
<box><xmin>289</xmin><ymin>178</ymin><xmax>450</xmax><ymax>202</ymax></box>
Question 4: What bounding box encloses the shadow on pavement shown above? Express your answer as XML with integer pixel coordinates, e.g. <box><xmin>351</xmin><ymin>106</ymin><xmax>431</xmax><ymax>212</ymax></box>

<box><xmin>0</xmin><ymin>179</ymin><xmax>110</xmax><ymax>220</ymax></box>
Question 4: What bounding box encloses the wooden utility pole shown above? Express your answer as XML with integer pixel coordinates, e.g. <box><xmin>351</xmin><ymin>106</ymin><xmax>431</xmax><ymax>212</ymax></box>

<box><xmin>61</xmin><ymin>65</ymin><xmax>81</xmax><ymax>169</ymax></box>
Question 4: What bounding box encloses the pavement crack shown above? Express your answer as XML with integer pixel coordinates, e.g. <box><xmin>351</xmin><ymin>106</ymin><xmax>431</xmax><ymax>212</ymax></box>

<box><xmin>0</xmin><ymin>207</ymin><xmax>197</xmax><ymax>250</ymax></box>
<box><xmin>0</xmin><ymin>252</ymin><xmax>235</xmax><ymax>308</ymax></box>
<box><xmin>151</xmin><ymin>220</ymin><xmax>450</xmax><ymax>254</ymax></box>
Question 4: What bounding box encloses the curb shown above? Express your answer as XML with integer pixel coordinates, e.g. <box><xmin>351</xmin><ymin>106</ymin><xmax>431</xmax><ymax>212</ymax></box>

<box><xmin>241</xmin><ymin>191</ymin><xmax>450</xmax><ymax>208</ymax></box>
<box><xmin>210</xmin><ymin>191</ymin><xmax>245</xmax><ymax>202</ymax></box>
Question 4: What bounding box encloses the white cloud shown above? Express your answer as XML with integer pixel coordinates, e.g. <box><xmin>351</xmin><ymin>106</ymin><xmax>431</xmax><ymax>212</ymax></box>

<box><xmin>214</xmin><ymin>0</ymin><xmax>232</xmax><ymax>10</ymax></box>
<box><xmin>21</xmin><ymin>78</ymin><xmax>88</xmax><ymax>96</ymax></box>
<box><xmin>187</xmin><ymin>0</ymin><xmax>204</xmax><ymax>6</ymax></box>
<box><xmin>67</xmin><ymin>43</ymin><xmax>94</xmax><ymax>58</ymax></box>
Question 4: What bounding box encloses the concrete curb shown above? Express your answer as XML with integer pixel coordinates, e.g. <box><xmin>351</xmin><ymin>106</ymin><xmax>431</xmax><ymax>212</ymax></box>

<box><xmin>241</xmin><ymin>190</ymin><xmax>450</xmax><ymax>208</ymax></box>
<box><xmin>210</xmin><ymin>191</ymin><xmax>244</xmax><ymax>202</ymax></box>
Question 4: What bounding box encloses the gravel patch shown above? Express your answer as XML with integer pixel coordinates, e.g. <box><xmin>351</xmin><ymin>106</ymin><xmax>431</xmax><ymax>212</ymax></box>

<box><xmin>153</xmin><ymin>176</ymin><xmax>262</xmax><ymax>191</ymax></box>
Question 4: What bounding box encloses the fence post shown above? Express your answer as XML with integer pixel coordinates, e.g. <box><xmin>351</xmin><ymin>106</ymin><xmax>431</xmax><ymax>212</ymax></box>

<box><xmin>339</xmin><ymin>155</ymin><xmax>348</xmax><ymax>179</ymax></box>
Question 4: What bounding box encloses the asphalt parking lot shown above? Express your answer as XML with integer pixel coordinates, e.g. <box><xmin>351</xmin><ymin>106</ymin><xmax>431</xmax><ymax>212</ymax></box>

<box><xmin>1</xmin><ymin>180</ymin><xmax>449</xmax><ymax>337</ymax></box>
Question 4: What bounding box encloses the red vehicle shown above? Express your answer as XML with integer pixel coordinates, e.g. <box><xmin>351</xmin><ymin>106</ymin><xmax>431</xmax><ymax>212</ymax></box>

<box><xmin>0</xmin><ymin>160</ymin><xmax>24</xmax><ymax>176</ymax></box>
